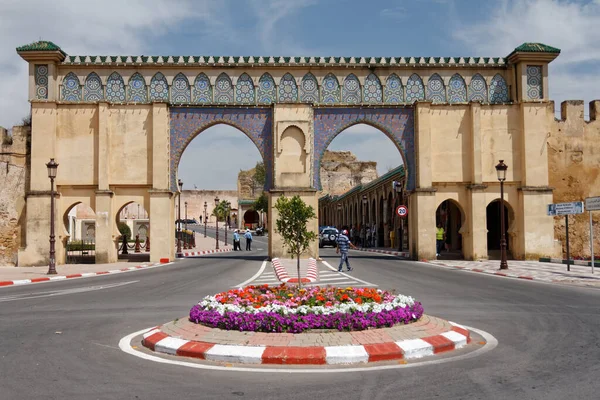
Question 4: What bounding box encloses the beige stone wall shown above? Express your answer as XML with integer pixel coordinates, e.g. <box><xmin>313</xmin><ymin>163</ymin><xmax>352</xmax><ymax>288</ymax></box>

<box><xmin>319</xmin><ymin>150</ymin><xmax>378</xmax><ymax>196</ymax></box>
<box><xmin>180</xmin><ymin>190</ymin><xmax>238</xmax><ymax>224</ymax></box>
<box><xmin>549</xmin><ymin>101</ymin><xmax>600</xmax><ymax>258</ymax></box>
<box><xmin>0</xmin><ymin>126</ymin><xmax>29</xmax><ymax>266</ymax></box>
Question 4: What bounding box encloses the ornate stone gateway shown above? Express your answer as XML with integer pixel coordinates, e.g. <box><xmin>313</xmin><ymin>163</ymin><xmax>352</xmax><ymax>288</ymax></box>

<box><xmin>15</xmin><ymin>41</ymin><xmax>560</xmax><ymax>265</ymax></box>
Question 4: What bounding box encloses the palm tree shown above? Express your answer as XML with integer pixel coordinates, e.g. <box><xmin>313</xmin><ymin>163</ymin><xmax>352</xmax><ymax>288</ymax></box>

<box><xmin>213</xmin><ymin>200</ymin><xmax>232</xmax><ymax>226</ymax></box>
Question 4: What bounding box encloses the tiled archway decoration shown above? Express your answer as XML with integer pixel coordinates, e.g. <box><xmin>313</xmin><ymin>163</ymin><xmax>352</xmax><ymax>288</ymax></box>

<box><xmin>313</xmin><ymin>108</ymin><xmax>415</xmax><ymax>191</ymax></box>
<box><xmin>169</xmin><ymin>108</ymin><xmax>273</xmax><ymax>191</ymax></box>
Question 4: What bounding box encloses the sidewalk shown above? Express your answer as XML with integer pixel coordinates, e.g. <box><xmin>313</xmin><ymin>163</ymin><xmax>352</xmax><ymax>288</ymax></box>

<box><xmin>178</xmin><ymin>232</ymin><xmax>232</xmax><ymax>256</ymax></box>
<box><xmin>427</xmin><ymin>259</ymin><xmax>600</xmax><ymax>288</ymax></box>
<box><xmin>0</xmin><ymin>232</ymin><xmax>229</xmax><ymax>287</ymax></box>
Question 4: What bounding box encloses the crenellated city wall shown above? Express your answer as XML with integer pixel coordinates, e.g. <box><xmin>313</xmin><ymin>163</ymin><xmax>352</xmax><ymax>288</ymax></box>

<box><xmin>0</xmin><ymin>126</ymin><xmax>30</xmax><ymax>266</ymax></box>
<box><xmin>549</xmin><ymin>100</ymin><xmax>600</xmax><ymax>258</ymax></box>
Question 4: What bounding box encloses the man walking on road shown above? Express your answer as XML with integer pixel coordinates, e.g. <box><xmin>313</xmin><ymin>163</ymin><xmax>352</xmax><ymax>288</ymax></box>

<box><xmin>336</xmin><ymin>229</ymin><xmax>357</xmax><ymax>272</ymax></box>
<box><xmin>244</xmin><ymin>229</ymin><xmax>253</xmax><ymax>251</ymax></box>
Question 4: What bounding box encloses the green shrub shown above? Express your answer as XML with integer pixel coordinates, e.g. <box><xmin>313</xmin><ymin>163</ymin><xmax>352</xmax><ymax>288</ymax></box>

<box><xmin>118</xmin><ymin>222</ymin><xmax>131</xmax><ymax>242</ymax></box>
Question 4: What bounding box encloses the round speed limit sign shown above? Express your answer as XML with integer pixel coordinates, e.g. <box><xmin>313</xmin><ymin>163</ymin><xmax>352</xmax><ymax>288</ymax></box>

<box><xmin>396</xmin><ymin>205</ymin><xmax>408</xmax><ymax>218</ymax></box>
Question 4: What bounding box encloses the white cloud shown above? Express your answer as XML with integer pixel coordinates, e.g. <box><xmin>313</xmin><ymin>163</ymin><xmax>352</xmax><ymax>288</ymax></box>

<box><xmin>0</xmin><ymin>0</ymin><xmax>216</xmax><ymax>128</ymax></box>
<box><xmin>453</xmin><ymin>0</ymin><xmax>600</xmax><ymax>118</ymax></box>
<box><xmin>249</xmin><ymin>0</ymin><xmax>318</xmax><ymax>54</ymax></box>
<box><xmin>380</xmin><ymin>6</ymin><xmax>407</xmax><ymax>19</ymax></box>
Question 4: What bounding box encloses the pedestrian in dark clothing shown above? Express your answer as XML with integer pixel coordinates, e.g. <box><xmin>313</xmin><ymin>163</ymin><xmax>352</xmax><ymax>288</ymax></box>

<box><xmin>233</xmin><ymin>230</ymin><xmax>240</xmax><ymax>251</ymax></box>
<box><xmin>244</xmin><ymin>229</ymin><xmax>253</xmax><ymax>251</ymax></box>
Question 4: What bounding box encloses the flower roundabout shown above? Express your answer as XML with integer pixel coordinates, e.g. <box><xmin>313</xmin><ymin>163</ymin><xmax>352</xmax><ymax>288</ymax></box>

<box><xmin>140</xmin><ymin>283</ymin><xmax>478</xmax><ymax>367</ymax></box>
<box><xmin>190</xmin><ymin>284</ymin><xmax>423</xmax><ymax>333</ymax></box>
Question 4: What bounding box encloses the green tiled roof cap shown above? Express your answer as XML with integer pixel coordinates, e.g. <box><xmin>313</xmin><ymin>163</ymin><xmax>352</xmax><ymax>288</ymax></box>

<box><xmin>514</xmin><ymin>43</ymin><xmax>560</xmax><ymax>53</ymax></box>
<box><xmin>17</xmin><ymin>40</ymin><xmax>66</xmax><ymax>55</ymax></box>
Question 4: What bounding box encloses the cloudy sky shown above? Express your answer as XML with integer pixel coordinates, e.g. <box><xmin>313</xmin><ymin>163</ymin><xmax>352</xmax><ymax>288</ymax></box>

<box><xmin>1</xmin><ymin>0</ymin><xmax>598</xmax><ymax>189</ymax></box>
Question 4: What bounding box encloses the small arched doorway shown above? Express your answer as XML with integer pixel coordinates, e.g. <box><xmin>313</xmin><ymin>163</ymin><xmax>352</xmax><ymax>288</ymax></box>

<box><xmin>63</xmin><ymin>203</ymin><xmax>97</xmax><ymax>264</ymax></box>
<box><xmin>486</xmin><ymin>200</ymin><xmax>512</xmax><ymax>259</ymax></box>
<box><xmin>435</xmin><ymin>200</ymin><xmax>464</xmax><ymax>259</ymax></box>
<box><xmin>243</xmin><ymin>210</ymin><xmax>260</xmax><ymax>229</ymax></box>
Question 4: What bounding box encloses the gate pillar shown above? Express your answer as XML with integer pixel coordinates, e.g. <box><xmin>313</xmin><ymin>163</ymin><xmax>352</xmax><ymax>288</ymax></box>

<box><xmin>268</xmin><ymin>104</ymin><xmax>318</xmax><ymax>260</ymax></box>
<box><xmin>149</xmin><ymin>190</ymin><xmax>175</xmax><ymax>262</ymax></box>
<box><xmin>408</xmin><ymin>189</ymin><xmax>436</xmax><ymax>260</ymax></box>
<box><xmin>94</xmin><ymin>190</ymin><xmax>118</xmax><ymax>264</ymax></box>
<box><xmin>465</xmin><ymin>186</ymin><xmax>488</xmax><ymax>260</ymax></box>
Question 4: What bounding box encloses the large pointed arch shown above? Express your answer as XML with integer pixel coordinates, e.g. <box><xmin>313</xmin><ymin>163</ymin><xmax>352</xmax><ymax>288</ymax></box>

<box><xmin>169</xmin><ymin>108</ymin><xmax>273</xmax><ymax>191</ymax></box>
<box><xmin>313</xmin><ymin>108</ymin><xmax>415</xmax><ymax>191</ymax></box>
<box><xmin>105</xmin><ymin>72</ymin><xmax>125</xmax><ymax>102</ymax></box>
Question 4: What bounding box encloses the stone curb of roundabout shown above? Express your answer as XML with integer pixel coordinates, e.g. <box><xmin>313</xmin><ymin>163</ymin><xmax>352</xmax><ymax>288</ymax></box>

<box><xmin>140</xmin><ymin>318</ymin><xmax>472</xmax><ymax>366</ymax></box>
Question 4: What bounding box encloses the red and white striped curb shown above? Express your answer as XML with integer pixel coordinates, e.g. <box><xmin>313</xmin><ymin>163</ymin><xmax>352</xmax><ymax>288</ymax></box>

<box><xmin>0</xmin><ymin>262</ymin><xmax>169</xmax><ymax>288</ymax></box>
<box><xmin>179</xmin><ymin>248</ymin><xmax>233</xmax><ymax>257</ymax></box>
<box><xmin>271</xmin><ymin>258</ymin><xmax>291</xmax><ymax>282</ymax></box>
<box><xmin>141</xmin><ymin>322</ymin><xmax>471</xmax><ymax>365</ymax></box>
<box><xmin>356</xmin><ymin>248</ymin><xmax>410</xmax><ymax>258</ymax></box>
<box><xmin>306</xmin><ymin>258</ymin><xmax>319</xmax><ymax>282</ymax></box>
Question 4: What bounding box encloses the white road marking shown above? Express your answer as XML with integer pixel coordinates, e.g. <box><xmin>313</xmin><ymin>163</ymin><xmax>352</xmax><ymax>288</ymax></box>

<box><xmin>0</xmin><ymin>281</ymin><xmax>139</xmax><ymax>302</ymax></box>
<box><xmin>233</xmin><ymin>259</ymin><xmax>268</xmax><ymax>288</ymax></box>
<box><xmin>321</xmin><ymin>261</ymin><xmax>378</xmax><ymax>287</ymax></box>
<box><xmin>118</xmin><ymin>325</ymin><xmax>498</xmax><ymax>373</ymax></box>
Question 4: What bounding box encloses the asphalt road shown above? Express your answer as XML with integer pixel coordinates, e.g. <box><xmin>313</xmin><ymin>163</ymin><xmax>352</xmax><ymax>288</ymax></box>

<box><xmin>1</xmin><ymin>241</ymin><xmax>599</xmax><ymax>400</ymax></box>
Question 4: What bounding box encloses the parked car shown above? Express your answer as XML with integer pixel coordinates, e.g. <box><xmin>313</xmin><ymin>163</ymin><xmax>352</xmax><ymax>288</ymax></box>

<box><xmin>319</xmin><ymin>228</ymin><xmax>338</xmax><ymax>248</ymax></box>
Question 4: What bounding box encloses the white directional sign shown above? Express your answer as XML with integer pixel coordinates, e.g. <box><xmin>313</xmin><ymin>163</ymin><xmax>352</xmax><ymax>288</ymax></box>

<box><xmin>547</xmin><ymin>201</ymin><xmax>585</xmax><ymax>216</ymax></box>
<box><xmin>585</xmin><ymin>196</ymin><xmax>600</xmax><ymax>211</ymax></box>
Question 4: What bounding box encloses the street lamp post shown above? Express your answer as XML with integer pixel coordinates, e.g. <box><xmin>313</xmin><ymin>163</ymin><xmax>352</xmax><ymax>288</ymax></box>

<box><xmin>203</xmin><ymin>201</ymin><xmax>207</xmax><ymax>238</ymax></box>
<box><xmin>177</xmin><ymin>179</ymin><xmax>183</xmax><ymax>256</ymax></box>
<box><xmin>46</xmin><ymin>158</ymin><xmax>58</xmax><ymax>275</ymax></box>
<box><xmin>495</xmin><ymin>160</ymin><xmax>509</xmax><ymax>270</ymax></box>
<box><xmin>184</xmin><ymin>201</ymin><xmax>189</xmax><ymax>249</ymax></box>
<box><xmin>362</xmin><ymin>195</ymin><xmax>367</xmax><ymax>248</ymax></box>
<box><xmin>393</xmin><ymin>181</ymin><xmax>403</xmax><ymax>252</ymax></box>
<box><xmin>215</xmin><ymin>197</ymin><xmax>220</xmax><ymax>250</ymax></box>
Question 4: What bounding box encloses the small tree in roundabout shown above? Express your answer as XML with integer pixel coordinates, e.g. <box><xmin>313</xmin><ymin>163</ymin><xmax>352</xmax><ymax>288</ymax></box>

<box><xmin>273</xmin><ymin>195</ymin><xmax>317</xmax><ymax>288</ymax></box>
